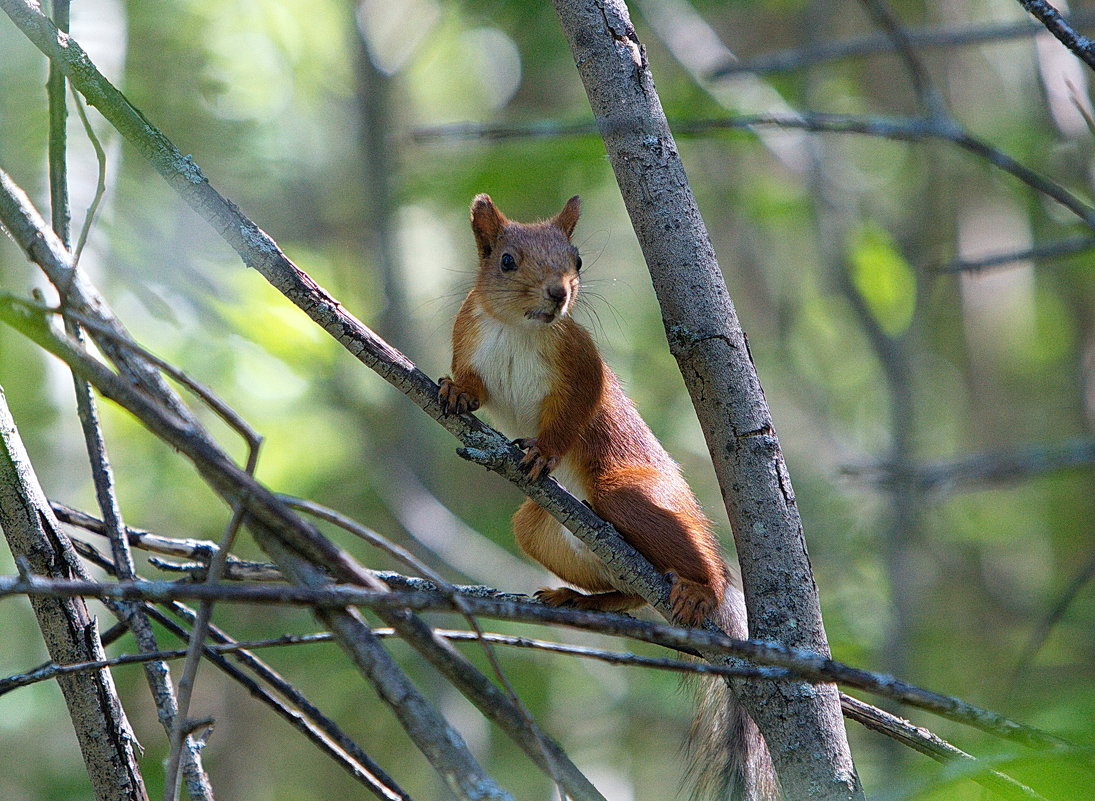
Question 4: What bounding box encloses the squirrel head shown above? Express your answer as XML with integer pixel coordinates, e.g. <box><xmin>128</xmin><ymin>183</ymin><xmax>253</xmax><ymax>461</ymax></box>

<box><xmin>470</xmin><ymin>194</ymin><xmax>582</xmax><ymax>327</ymax></box>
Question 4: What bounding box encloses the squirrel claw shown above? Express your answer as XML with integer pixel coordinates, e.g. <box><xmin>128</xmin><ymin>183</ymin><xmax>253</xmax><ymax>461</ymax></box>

<box><xmin>438</xmin><ymin>377</ymin><xmax>480</xmax><ymax>416</ymax></box>
<box><xmin>667</xmin><ymin>573</ymin><xmax>717</xmax><ymax>627</ymax></box>
<box><xmin>513</xmin><ymin>437</ymin><xmax>558</xmax><ymax>480</ymax></box>
<box><xmin>535</xmin><ymin>587</ymin><xmax>584</xmax><ymax>607</ymax></box>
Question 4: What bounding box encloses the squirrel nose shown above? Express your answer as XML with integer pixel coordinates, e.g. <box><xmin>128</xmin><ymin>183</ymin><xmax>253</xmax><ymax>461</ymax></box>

<box><xmin>546</xmin><ymin>284</ymin><xmax>568</xmax><ymax>303</ymax></box>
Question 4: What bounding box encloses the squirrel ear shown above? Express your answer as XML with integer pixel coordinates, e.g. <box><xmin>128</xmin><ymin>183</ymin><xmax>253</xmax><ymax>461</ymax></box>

<box><xmin>552</xmin><ymin>195</ymin><xmax>581</xmax><ymax>239</ymax></box>
<box><xmin>471</xmin><ymin>194</ymin><xmax>507</xmax><ymax>257</ymax></box>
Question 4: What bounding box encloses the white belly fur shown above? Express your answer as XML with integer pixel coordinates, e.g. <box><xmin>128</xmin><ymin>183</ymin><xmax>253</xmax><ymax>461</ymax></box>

<box><xmin>471</xmin><ymin>311</ymin><xmax>593</xmax><ymax>561</ymax></box>
<box><xmin>470</xmin><ymin>311</ymin><xmax>548</xmax><ymax>437</ymax></box>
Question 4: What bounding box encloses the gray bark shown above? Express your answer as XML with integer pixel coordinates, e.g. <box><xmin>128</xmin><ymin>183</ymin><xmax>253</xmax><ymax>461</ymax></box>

<box><xmin>0</xmin><ymin>387</ymin><xmax>149</xmax><ymax>801</ymax></box>
<box><xmin>550</xmin><ymin>1</ymin><xmax>862</xmax><ymax>796</ymax></box>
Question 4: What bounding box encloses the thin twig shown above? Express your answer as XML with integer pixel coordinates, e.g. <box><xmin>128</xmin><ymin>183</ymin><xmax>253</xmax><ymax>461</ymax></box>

<box><xmin>841</xmin><ymin>696</ymin><xmax>1048</xmax><ymax>801</ymax></box>
<box><xmin>0</xmin><ymin>571</ymin><xmax>1071</xmax><ymax>752</ymax></box>
<box><xmin>69</xmin><ymin>85</ymin><xmax>107</xmax><ymax>266</ymax></box>
<box><xmin>0</xmin><ymin>633</ymin><xmax>333</xmax><ymax>695</ymax></box>
<box><xmin>2</xmin><ymin>626</ymin><xmax>788</xmax><ymax>695</ymax></box>
<box><xmin>54</xmin><ymin>501</ymin><xmax>282</xmax><ymax>578</ymax></box>
<box><xmin>164</xmin><ymin>462</ymin><xmax>259</xmax><ymax>801</ymax></box>
<box><xmin>842</xmin><ymin>438</ymin><xmax>1095</xmax><ymax>492</ymax></box>
<box><xmin>71</xmin><ymin>536</ymin><xmax>413</xmax><ymax>801</ymax></box>
<box><xmin>44</xmin><ymin>5</ymin><xmax>211</xmax><ymax>794</ymax></box>
<box><xmin>855</xmin><ymin>0</ymin><xmax>946</xmax><ymax>115</ymax></box>
<box><xmin>707</xmin><ymin>10</ymin><xmax>1095</xmax><ymax>77</ymax></box>
<box><xmin>1011</xmin><ymin>547</ymin><xmax>1095</xmax><ymax>685</ymax></box>
<box><xmin>412</xmin><ymin>112</ymin><xmax>1095</xmax><ymax>230</ymax></box>
<box><xmin>936</xmin><ymin>235</ymin><xmax>1095</xmax><ymax>272</ymax></box>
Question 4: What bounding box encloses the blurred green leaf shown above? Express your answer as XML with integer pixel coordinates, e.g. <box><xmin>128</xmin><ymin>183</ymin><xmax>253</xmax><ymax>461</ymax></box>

<box><xmin>849</xmin><ymin>221</ymin><xmax>916</xmax><ymax>337</ymax></box>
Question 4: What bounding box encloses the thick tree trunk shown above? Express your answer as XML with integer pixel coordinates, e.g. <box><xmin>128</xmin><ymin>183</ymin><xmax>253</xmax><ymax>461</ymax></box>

<box><xmin>551</xmin><ymin>1</ymin><xmax>863</xmax><ymax>797</ymax></box>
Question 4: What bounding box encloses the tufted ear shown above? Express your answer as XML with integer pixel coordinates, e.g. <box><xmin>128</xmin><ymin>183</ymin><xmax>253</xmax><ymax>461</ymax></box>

<box><xmin>470</xmin><ymin>194</ymin><xmax>507</xmax><ymax>258</ymax></box>
<box><xmin>552</xmin><ymin>195</ymin><xmax>581</xmax><ymax>239</ymax></box>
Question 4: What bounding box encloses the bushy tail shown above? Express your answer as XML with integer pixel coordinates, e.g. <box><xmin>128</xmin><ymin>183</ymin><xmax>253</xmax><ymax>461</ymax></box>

<box><xmin>685</xmin><ymin>579</ymin><xmax>781</xmax><ymax>801</ymax></box>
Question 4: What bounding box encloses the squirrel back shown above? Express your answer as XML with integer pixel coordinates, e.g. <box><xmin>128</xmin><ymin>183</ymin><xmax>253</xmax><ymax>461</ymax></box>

<box><xmin>439</xmin><ymin>194</ymin><xmax>780</xmax><ymax>799</ymax></box>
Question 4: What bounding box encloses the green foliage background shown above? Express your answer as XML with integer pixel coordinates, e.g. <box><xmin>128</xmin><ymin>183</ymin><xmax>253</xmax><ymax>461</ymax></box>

<box><xmin>0</xmin><ymin>0</ymin><xmax>1093</xmax><ymax>799</ymax></box>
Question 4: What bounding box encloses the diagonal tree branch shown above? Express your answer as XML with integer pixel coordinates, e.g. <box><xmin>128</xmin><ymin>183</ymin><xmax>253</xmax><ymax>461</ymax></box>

<box><xmin>68</xmin><ymin>538</ymin><xmax>414</xmax><ymax>801</ymax></box>
<box><xmin>0</xmin><ymin>0</ymin><xmax>688</xmax><ymax>675</ymax></box>
<box><xmin>0</xmin><ymin>168</ymin><xmax>608</xmax><ymax>800</ymax></box>
<box><xmin>1015</xmin><ymin>0</ymin><xmax>1095</xmax><ymax>72</ymax></box>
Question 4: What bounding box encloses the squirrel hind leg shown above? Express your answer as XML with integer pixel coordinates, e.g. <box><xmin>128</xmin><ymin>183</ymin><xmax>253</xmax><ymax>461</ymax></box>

<box><xmin>536</xmin><ymin>587</ymin><xmax>645</xmax><ymax>613</ymax></box>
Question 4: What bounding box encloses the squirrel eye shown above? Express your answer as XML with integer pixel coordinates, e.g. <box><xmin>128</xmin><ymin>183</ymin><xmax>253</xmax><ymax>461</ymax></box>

<box><xmin>575</xmin><ymin>255</ymin><xmax>583</xmax><ymax>272</ymax></box>
<box><xmin>500</xmin><ymin>253</ymin><xmax>517</xmax><ymax>272</ymax></box>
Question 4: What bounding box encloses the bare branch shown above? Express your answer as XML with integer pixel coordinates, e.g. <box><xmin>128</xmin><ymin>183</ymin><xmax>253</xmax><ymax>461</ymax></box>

<box><xmin>707</xmin><ymin>10</ymin><xmax>1095</xmax><ymax>77</ymax></box>
<box><xmin>46</xmin><ymin>38</ymin><xmax>213</xmax><ymax>790</ymax></box>
<box><xmin>0</xmin><ymin>571</ymin><xmax>1069</xmax><ymax>752</ymax></box>
<box><xmin>1011</xmin><ymin>547</ymin><xmax>1095</xmax><ymax>686</ymax></box>
<box><xmin>2</xmin><ymin>627</ymin><xmax>784</xmax><ymax>694</ymax></box>
<box><xmin>936</xmin><ymin>235</ymin><xmax>1095</xmax><ymax>272</ymax></box>
<box><xmin>69</xmin><ymin>86</ymin><xmax>107</xmax><ymax>266</ymax></box>
<box><xmin>0</xmin><ymin>174</ymin><xmax>513</xmax><ymax>798</ymax></box>
<box><xmin>841</xmin><ymin>696</ymin><xmax>1048</xmax><ymax>801</ymax></box>
<box><xmin>0</xmin><ymin>633</ymin><xmax>336</xmax><ymax>695</ymax></box>
<box><xmin>1015</xmin><ymin>0</ymin><xmax>1095</xmax><ymax>72</ymax></box>
<box><xmin>413</xmin><ymin>113</ymin><xmax>1095</xmax><ymax>231</ymax></box>
<box><xmin>55</xmin><ymin>501</ymin><xmax>282</xmax><ymax>579</ymax></box>
<box><xmin>164</xmin><ymin>466</ymin><xmax>258</xmax><ymax>801</ymax></box>
<box><xmin>842</xmin><ymin>439</ymin><xmax>1095</xmax><ymax>492</ymax></box>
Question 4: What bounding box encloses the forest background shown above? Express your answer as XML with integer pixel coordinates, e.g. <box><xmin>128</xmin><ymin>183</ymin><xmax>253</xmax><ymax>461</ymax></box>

<box><xmin>0</xmin><ymin>0</ymin><xmax>1093</xmax><ymax>799</ymax></box>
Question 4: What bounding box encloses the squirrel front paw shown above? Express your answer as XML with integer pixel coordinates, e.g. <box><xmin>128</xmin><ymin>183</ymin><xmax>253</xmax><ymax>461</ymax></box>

<box><xmin>512</xmin><ymin>437</ymin><xmax>560</xmax><ymax>480</ymax></box>
<box><xmin>438</xmin><ymin>376</ymin><xmax>480</xmax><ymax>415</ymax></box>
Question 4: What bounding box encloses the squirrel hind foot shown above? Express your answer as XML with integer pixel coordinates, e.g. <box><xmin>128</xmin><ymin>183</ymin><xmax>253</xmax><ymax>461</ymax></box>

<box><xmin>535</xmin><ymin>587</ymin><xmax>645</xmax><ymax>614</ymax></box>
<box><xmin>666</xmin><ymin>572</ymin><xmax>719</xmax><ymax>627</ymax></box>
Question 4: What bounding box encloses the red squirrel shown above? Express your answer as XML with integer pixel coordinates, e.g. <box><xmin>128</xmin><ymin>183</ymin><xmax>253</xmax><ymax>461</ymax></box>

<box><xmin>439</xmin><ymin>195</ymin><xmax>779</xmax><ymax>799</ymax></box>
<box><xmin>439</xmin><ymin>193</ymin><xmax>727</xmax><ymax>625</ymax></box>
